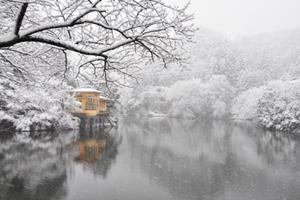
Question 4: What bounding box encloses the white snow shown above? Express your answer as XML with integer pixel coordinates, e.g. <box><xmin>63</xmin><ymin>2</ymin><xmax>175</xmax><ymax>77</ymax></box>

<box><xmin>71</xmin><ymin>88</ymin><xmax>101</xmax><ymax>93</ymax></box>
<box><xmin>123</xmin><ymin>75</ymin><xmax>234</xmax><ymax>119</ymax></box>
<box><xmin>0</xmin><ymin>33</ymin><xmax>15</xmax><ymax>43</ymax></box>
<box><xmin>99</xmin><ymin>96</ymin><xmax>111</xmax><ymax>101</ymax></box>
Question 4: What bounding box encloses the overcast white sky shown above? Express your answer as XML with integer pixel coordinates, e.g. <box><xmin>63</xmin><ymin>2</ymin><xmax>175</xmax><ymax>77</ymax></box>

<box><xmin>167</xmin><ymin>0</ymin><xmax>300</xmax><ymax>36</ymax></box>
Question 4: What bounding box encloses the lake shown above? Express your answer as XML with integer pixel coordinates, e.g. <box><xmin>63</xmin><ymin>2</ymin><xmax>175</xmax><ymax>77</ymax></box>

<box><xmin>1</xmin><ymin>117</ymin><xmax>300</xmax><ymax>200</ymax></box>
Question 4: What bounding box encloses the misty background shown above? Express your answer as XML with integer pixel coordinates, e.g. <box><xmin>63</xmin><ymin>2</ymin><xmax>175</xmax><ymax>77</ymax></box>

<box><xmin>169</xmin><ymin>0</ymin><xmax>300</xmax><ymax>36</ymax></box>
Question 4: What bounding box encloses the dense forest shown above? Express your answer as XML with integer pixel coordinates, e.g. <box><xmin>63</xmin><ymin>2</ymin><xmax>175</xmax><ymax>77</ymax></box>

<box><xmin>121</xmin><ymin>28</ymin><xmax>300</xmax><ymax>133</ymax></box>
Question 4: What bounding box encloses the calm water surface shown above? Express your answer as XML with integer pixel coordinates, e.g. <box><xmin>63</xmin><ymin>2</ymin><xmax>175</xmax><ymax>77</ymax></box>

<box><xmin>1</xmin><ymin>118</ymin><xmax>300</xmax><ymax>200</ymax></box>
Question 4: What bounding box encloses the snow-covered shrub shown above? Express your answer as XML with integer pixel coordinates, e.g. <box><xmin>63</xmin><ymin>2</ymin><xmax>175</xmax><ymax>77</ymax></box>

<box><xmin>258</xmin><ymin>80</ymin><xmax>300</xmax><ymax>133</ymax></box>
<box><xmin>236</xmin><ymin>69</ymin><xmax>269</xmax><ymax>91</ymax></box>
<box><xmin>231</xmin><ymin>86</ymin><xmax>266</xmax><ymax>119</ymax></box>
<box><xmin>126</xmin><ymin>86</ymin><xmax>170</xmax><ymax>116</ymax></box>
<box><xmin>212</xmin><ymin>100</ymin><xmax>227</xmax><ymax>119</ymax></box>
<box><xmin>232</xmin><ymin>79</ymin><xmax>300</xmax><ymax>133</ymax></box>
<box><xmin>123</xmin><ymin>75</ymin><xmax>234</xmax><ymax>119</ymax></box>
<box><xmin>0</xmin><ymin>111</ymin><xmax>16</xmax><ymax>133</ymax></box>
<box><xmin>166</xmin><ymin>79</ymin><xmax>210</xmax><ymax>118</ymax></box>
<box><xmin>0</xmin><ymin>80</ymin><xmax>79</xmax><ymax>132</ymax></box>
<box><xmin>167</xmin><ymin>75</ymin><xmax>234</xmax><ymax>118</ymax></box>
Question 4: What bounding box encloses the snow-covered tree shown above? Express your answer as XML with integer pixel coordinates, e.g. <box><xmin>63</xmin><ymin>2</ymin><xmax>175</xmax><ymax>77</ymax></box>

<box><xmin>0</xmin><ymin>0</ymin><xmax>194</xmax><ymax>84</ymax></box>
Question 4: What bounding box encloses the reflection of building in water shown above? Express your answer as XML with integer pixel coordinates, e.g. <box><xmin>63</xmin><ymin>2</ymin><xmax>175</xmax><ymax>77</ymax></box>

<box><xmin>0</xmin><ymin>123</ymin><xmax>121</xmax><ymax>200</ymax></box>
<box><xmin>74</xmin><ymin>139</ymin><xmax>106</xmax><ymax>163</ymax></box>
<box><xmin>71</xmin><ymin>123</ymin><xmax>122</xmax><ymax>177</ymax></box>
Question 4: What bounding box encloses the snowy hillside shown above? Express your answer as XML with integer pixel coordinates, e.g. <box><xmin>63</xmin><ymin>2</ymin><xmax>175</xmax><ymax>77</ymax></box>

<box><xmin>120</xmin><ymin>28</ymin><xmax>300</xmax><ymax>133</ymax></box>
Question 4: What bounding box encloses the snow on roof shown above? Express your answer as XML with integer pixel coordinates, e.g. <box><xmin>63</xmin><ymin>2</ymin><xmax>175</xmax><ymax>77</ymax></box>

<box><xmin>71</xmin><ymin>88</ymin><xmax>101</xmax><ymax>93</ymax></box>
<box><xmin>99</xmin><ymin>96</ymin><xmax>111</xmax><ymax>101</ymax></box>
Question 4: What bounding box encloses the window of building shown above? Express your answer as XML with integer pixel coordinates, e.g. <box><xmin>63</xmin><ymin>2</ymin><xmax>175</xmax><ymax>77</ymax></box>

<box><xmin>86</xmin><ymin>96</ymin><xmax>98</xmax><ymax>110</ymax></box>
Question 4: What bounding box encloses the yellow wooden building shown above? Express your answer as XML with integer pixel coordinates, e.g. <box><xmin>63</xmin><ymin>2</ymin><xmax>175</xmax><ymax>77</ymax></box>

<box><xmin>70</xmin><ymin>88</ymin><xmax>109</xmax><ymax>117</ymax></box>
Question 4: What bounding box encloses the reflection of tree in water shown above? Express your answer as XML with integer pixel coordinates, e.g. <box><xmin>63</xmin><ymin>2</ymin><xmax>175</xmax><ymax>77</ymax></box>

<box><xmin>230</xmin><ymin>122</ymin><xmax>300</xmax><ymax>166</ymax></box>
<box><xmin>123</xmin><ymin>119</ymin><xmax>231</xmax><ymax>200</ymax></box>
<box><xmin>257</xmin><ymin>131</ymin><xmax>298</xmax><ymax>165</ymax></box>
<box><xmin>6</xmin><ymin>173</ymin><xmax>67</xmax><ymax>200</ymax></box>
<box><xmin>73</xmin><ymin>121</ymin><xmax>122</xmax><ymax>178</ymax></box>
<box><xmin>0</xmin><ymin>120</ymin><xmax>121</xmax><ymax>200</ymax></box>
<box><xmin>0</xmin><ymin>131</ymin><xmax>77</xmax><ymax>200</ymax></box>
<box><xmin>123</xmin><ymin>118</ymin><xmax>300</xmax><ymax>200</ymax></box>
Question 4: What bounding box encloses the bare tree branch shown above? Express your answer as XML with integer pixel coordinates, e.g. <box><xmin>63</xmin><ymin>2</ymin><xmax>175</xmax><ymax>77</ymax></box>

<box><xmin>13</xmin><ymin>3</ymin><xmax>28</xmax><ymax>36</ymax></box>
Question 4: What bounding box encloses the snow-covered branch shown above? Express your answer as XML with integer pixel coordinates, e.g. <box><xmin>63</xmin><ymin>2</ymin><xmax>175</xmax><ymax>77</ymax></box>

<box><xmin>0</xmin><ymin>0</ymin><xmax>194</xmax><ymax>84</ymax></box>
<box><xmin>25</xmin><ymin>34</ymin><xmax>136</xmax><ymax>56</ymax></box>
